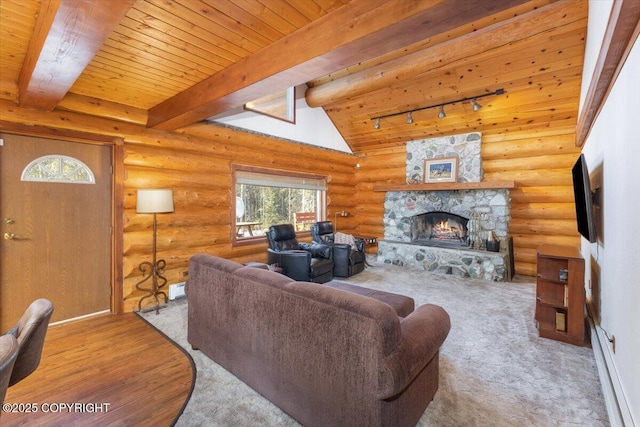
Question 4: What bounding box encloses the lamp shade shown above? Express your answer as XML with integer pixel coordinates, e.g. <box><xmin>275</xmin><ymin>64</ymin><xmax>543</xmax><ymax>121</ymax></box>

<box><xmin>136</xmin><ymin>189</ymin><xmax>174</xmax><ymax>214</ymax></box>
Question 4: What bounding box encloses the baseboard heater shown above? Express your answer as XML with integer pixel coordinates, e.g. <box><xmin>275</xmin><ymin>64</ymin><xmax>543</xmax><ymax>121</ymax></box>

<box><xmin>168</xmin><ymin>281</ymin><xmax>186</xmax><ymax>300</ymax></box>
<box><xmin>587</xmin><ymin>304</ymin><xmax>634</xmax><ymax>427</ymax></box>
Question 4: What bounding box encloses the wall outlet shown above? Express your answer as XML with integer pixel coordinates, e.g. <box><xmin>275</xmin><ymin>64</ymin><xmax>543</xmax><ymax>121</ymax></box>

<box><xmin>169</xmin><ymin>282</ymin><xmax>186</xmax><ymax>300</ymax></box>
<box><xmin>611</xmin><ymin>335</ymin><xmax>616</xmax><ymax>354</ymax></box>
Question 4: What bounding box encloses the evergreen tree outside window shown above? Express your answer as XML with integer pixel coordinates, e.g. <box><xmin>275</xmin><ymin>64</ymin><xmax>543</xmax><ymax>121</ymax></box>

<box><xmin>233</xmin><ymin>165</ymin><xmax>327</xmax><ymax>242</ymax></box>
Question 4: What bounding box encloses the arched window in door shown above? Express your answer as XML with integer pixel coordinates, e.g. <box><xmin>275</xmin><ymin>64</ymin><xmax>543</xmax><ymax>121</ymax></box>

<box><xmin>21</xmin><ymin>155</ymin><xmax>95</xmax><ymax>184</ymax></box>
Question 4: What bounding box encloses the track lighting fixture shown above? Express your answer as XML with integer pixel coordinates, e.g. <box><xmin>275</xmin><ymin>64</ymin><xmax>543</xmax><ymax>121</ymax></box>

<box><xmin>370</xmin><ymin>88</ymin><xmax>504</xmax><ymax>130</ymax></box>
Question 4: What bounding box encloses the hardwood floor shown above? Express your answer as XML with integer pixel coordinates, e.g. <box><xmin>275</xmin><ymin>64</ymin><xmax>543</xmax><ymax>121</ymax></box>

<box><xmin>2</xmin><ymin>313</ymin><xmax>194</xmax><ymax>426</ymax></box>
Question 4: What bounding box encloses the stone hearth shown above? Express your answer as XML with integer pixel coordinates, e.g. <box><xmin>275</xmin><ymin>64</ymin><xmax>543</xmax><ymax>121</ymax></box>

<box><xmin>378</xmin><ymin>240</ymin><xmax>511</xmax><ymax>281</ymax></box>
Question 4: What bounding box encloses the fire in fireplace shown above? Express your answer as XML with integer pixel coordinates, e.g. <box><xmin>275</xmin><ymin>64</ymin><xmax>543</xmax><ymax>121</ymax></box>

<box><xmin>410</xmin><ymin>211</ymin><xmax>470</xmax><ymax>248</ymax></box>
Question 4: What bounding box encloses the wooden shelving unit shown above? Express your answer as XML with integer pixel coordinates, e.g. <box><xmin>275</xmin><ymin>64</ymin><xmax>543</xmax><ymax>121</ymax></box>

<box><xmin>372</xmin><ymin>181</ymin><xmax>515</xmax><ymax>192</ymax></box>
<box><xmin>535</xmin><ymin>245</ymin><xmax>586</xmax><ymax>346</ymax></box>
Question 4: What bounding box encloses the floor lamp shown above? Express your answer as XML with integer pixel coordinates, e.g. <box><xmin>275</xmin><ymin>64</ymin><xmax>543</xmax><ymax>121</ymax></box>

<box><xmin>135</xmin><ymin>189</ymin><xmax>174</xmax><ymax>314</ymax></box>
<box><xmin>334</xmin><ymin>211</ymin><xmax>348</xmax><ymax>232</ymax></box>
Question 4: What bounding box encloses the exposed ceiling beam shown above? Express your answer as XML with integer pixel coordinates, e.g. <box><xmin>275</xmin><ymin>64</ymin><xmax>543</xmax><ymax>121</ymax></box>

<box><xmin>305</xmin><ymin>0</ymin><xmax>579</xmax><ymax>108</ymax></box>
<box><xmin>147</xmin><ymin>0</ymin><xmax>531</xmax><ymax>131</ymax></box>
<box><xmin>18</xmin><ymin>0</ymin><xmax>135</xmax><ymax>111</ymax></box>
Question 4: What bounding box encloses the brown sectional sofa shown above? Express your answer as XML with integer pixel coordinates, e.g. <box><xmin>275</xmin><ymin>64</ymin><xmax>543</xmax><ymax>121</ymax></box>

<box><xmin>187</xmin><ymin>254</ymin><xmax>451</xmax><ymax>427</ymax></box>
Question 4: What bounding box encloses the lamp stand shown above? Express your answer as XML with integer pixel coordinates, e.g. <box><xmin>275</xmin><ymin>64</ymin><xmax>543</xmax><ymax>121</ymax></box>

<box><xmin>334</xmin><ymin>211</ymin><xmax>348</xmax><ymax>232</ymax></box>
<box><xmin>135</xmin><ymin>213</ymin><xmax>168</xmax><ymax>314</ymax></box>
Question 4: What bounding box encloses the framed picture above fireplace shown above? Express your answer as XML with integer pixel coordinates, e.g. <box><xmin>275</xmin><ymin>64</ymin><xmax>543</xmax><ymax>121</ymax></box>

<box><xmin>424</xmin><ymin>157</ymin><xmax>458</xmax><ymax>183</ymax></box>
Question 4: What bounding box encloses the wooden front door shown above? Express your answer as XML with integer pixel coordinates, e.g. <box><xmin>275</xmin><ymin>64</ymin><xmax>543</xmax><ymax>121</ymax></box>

<box><xmin>0</xmin><ymin>134</ymin><xmax>112</xmax><ymax>330</ymax></box>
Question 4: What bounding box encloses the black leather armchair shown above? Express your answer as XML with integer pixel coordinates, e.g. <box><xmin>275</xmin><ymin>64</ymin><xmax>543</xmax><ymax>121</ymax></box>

<box><xmin>311</xmin><ymin>221</ymin><xmax>366</xmax><ymax>277</ymax></box>
<box><xmin>266</xmin><ymin>224</ymin><xmax>334</xmax><ymax>283</ymax></box>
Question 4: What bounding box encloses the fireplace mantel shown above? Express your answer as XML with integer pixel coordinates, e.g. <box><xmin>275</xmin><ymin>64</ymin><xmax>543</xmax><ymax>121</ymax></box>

<box><xmin>372</xmin><ymin>181</ymin><xmax>515</xmax><ymax>192</ymax></box>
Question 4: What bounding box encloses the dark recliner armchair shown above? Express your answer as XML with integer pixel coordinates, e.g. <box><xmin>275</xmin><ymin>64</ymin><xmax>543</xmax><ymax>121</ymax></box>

<box><xmin>311</xmin><ymin>221</ymin><xmax>366</xmax><ymax>278</ymax></box>
<box><xmin>267</xmin><ymin>224</ymin><xmax>334</xmax><ymax>283</ymax></box>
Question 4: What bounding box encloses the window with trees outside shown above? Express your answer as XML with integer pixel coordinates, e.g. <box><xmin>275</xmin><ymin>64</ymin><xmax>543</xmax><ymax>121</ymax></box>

<box><xmin>233</xmin><ymin>165</ymin><xmax>327</xmax><ymax>243</ymax></box>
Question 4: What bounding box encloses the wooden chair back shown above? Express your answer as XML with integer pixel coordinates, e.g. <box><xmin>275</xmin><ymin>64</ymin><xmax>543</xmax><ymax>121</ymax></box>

<box><xmin>294</xmin><ymin>212</ymin><xmax>316</xmax><ymax>231</ymax></box>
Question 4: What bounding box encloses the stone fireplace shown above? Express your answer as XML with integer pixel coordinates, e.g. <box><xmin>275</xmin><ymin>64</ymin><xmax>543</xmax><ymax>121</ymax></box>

<box><xmin>376</xmin><ymin>132</ymin><xmax>513</xmax><ymax>281</ymax></box>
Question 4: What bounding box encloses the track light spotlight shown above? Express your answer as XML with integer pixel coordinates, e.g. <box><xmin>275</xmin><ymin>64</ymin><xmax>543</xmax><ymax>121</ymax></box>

<box><xmin>406</xmin><ymin>111</ymin><xmax>413</xmax><ymax>124</ymax></box>
<box><xmin>368</xmin><ymin>88</ymin><xmax>503</xmax><ymax>128</ymax></box>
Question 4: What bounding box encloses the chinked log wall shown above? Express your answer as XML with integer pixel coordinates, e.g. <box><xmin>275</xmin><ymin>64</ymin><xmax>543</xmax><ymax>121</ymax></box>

<box><xmin>0</xmin><ymin>101</ymin><xmax>358</xmax><ymax>312</ymax></box>
<box><xmin>354</xmin><ymin>125</ymin><xmax>582</xmax><ymax>277</ymax></box>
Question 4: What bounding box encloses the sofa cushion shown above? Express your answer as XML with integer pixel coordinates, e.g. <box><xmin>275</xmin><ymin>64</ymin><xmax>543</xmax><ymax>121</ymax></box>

<box><xmin>235</xmin><ymin>266</ymin><xmax>293</xmax><ymax>289</ymax></box>
<box><xmin>190</xmin><ymin>253</ymin><xmax>242</xmax><ymax>274</ymax></box>
<box><xmin>283</xmin><ymin>281</ymin><xmax>401</xmax><ymax>355</ymax></box>
<box><xmin>324</xmin><ymin>281</ymin><xmax>415</xmax><ymax>317</ymax></box>
<box><xmin>299</xmin><ymin>242</ymin><xmax>331</xmax><ymax>259</ymax></box>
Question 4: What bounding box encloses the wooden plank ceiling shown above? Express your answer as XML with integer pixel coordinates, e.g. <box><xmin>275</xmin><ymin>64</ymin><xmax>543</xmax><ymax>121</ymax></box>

<box><xmin>0</xmin><ymin>0</ymin><xmax>588</xmax><ymax>154</ymax></box>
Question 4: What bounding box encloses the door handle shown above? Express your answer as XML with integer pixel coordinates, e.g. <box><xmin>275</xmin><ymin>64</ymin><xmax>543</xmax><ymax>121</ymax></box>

<box><xmin>3</xmin><ymin>232</ymin><xmax>16</xmax><ymax>240</ymax></box>
<box><xmin>4</xmin><ymin>218</ymin><xmax>15</xmax><ymax>224</ymax></box>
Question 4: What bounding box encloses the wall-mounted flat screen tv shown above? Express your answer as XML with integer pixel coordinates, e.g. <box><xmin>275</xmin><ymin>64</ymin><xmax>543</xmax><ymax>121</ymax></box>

<box><xmin>572</xmin><ymin>153</ymin><xmax>597</xmax><ymax>243</ymax></box>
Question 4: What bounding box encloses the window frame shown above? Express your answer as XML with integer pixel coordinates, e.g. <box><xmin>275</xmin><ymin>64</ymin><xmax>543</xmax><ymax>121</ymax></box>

<box><xmin>21</xmin><ymin>154</ymin><xmax>96</xmax><ymax>184</ymax></box>
<box><xmin>231</xmin><ymin>164</ymin><xmax>327</xmax><ymax>246</ymax></box>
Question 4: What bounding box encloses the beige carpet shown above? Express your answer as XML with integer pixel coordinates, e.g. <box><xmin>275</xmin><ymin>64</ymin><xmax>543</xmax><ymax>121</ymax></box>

<box><xmin>140</xmin><ymin>261</ymin><xmax>610</xmax><ymax>426</ymax></box>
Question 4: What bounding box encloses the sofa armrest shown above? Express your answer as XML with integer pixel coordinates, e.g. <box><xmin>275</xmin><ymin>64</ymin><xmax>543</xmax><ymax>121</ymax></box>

<box><xmin>331</xmin><ymin>243</ymin><xmax>351</xmax><ymax>257</ymax></box>
<box><xmin>330</xmin><ymin>243</ymin><xmax>351</xmax><ymax>277</ymax></box>
<box><xmin>267</xmin><ymin>249</ymin><xmax>311</xmax><ymax>282</ymax></box>
<box><xmin>378</xmin><ymin>304</ymin><xmax>451</xmax><ymax>399</ymax></box>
